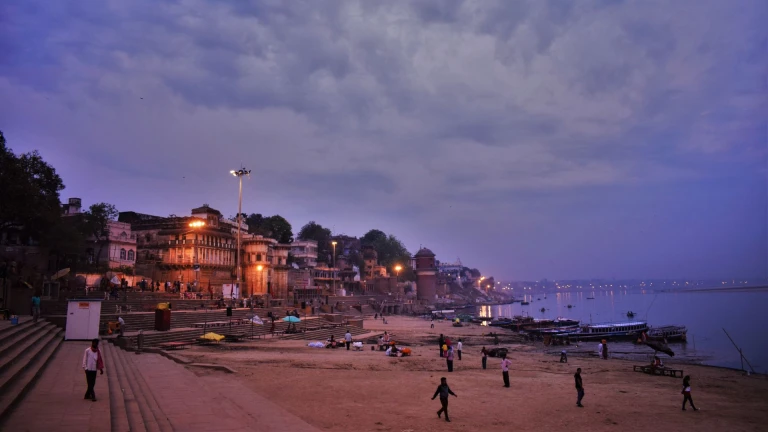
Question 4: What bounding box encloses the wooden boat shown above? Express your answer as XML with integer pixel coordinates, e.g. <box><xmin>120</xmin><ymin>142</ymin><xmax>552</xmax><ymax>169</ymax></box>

<box><xmin>569</xmin><ymin>320</ymin><xmax>649</xmax><ymax>341</ymax></box>
<box><xmin>586</xmin><ymin>294</ymin><xmax>595</xmax><ymax>300</ymax></box>
<box><xmin>488</xmin><ymin>317</ymin><xmax>515</xmax><ymax>327</ymax></box>
<box><xmin>647</xmin><ymin>325</ymin><xmax>687</xmax><ymax>342</ymax></box>
<box><xmin>553</xmin><ymin>317</ymin><xmax>580</xmax><ymax>327</ymax></box>
<box><xmin>521</xmin><ymin>301</ymin><xmax>530</xmax><ymax>305</ymax></box>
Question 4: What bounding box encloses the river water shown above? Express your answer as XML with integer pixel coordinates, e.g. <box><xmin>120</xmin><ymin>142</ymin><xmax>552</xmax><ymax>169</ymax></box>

<box><xmin>475</xmin><ymin>289</ymin><xmax>767</xmax><ymax>373</ymax></box>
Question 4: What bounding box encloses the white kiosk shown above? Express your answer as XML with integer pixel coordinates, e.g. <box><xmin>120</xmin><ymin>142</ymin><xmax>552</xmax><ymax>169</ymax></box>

<box><xmin>65</xmin><ymin>299</ymin><xmax>103</xmax><ymax>340</ymax></box>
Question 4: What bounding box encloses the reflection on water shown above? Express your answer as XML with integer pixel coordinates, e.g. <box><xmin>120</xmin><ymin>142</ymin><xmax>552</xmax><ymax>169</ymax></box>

<box><xmin>472</xmin><ymin>290</ymin><xmax>767</xmax><ymax>373</ymax></box>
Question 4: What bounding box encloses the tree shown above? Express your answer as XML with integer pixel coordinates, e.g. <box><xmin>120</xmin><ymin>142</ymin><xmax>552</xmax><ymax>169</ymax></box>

<box><xmin>246</xmin><ymin>213</ymin><xmax>293</xmax><ymax>243</ymax></box>
<box><xmin>40</xmin><ymin>216</ymin><xmax>87</xmax><ymax>270</ymax></box>
<box><xmin>0</xmin><ymin>131</ymin><xmax>65</xmax><ymax>241</ymax></box>
<box><xmin>298</xmin><ymin>221</ymin><xmax>332</xmax><ymax>263</ymax></box>
<box><xmin>265</xmin><ymin>215</ymin><xmax>293</xmax><ymax>244</ymax></box>
<box><xmin>361</xmin><ymin>229</ymin><xmax>386</xmax><ymax>246</ymax></box>
<box><xmin>83</xmin><ymin>203</ymin><xmax>118</xmax><ymax>265</ymax></box>
<box><xmin>361</xmin><ymin>229</ymin><xmax>412</xmax><ymax>277</ymax></box>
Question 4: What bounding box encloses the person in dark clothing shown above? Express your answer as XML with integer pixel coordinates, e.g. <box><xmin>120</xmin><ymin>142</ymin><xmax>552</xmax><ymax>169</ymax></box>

<box><xmin>575</xmin><ymin>368</ymin><xmax>584</xmax><ymax>407</ymax></box>
<box><xmin>481</xmin><ymin>346</ymin><xmax>488</xmax><ymax>370</ymax></box>
<box><xmin>681</xmin><ymin>375</ymin><xmax>698</xmax><ymax>411</ymax></box>
<box><xmin>431</xmin><ymin>377</ymin><xmax>457</xmax><ymax>422</ymax></box>
<box><xmin>438</xmin><ymin>334</ymin><xmax>445</xmax><ymax>358</ymax></box>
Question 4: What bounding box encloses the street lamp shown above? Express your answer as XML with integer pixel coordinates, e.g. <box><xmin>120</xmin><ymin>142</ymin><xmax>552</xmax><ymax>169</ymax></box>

<box><xmin>188</xmin><ymin>220</ymin><xmax>206</xmax><ymax>291</ymax></box>
<box><xmin>331</xmin><ymin>241</ymin><xmax>337</xmax><ymax>295</ymax></box>
<box><xmin>394</xmin><ymin>265</ymin><xmax>402</xmax><ymax>281</ymax></box>
<box><xmin>230</xmin><ymin>168</ymin><xmax>250</xmax><ymax>300</ymax></box>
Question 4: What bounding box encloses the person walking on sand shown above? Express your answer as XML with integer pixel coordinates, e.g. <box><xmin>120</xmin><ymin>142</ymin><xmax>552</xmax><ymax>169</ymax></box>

<box><xmin>681</xmin><ymin>375</ymin><xmax>698</xmax><ymax>411</ymax></box>
<box><xmin>457</xmin><ymin>339</ymin><xmax>463</xmax><ymax>360</ymax></box>
<box><xmin>82</xmin><ymin>339</ymin><xmax>104</xmax><ymax>401</ymax></box>
<box><xmin>575</xmin><ymin>367</ymin><xmax>585</xmax><ymax>407</ymax></box>
<box><xmin>438</xmin><ymin>334</ymin><xmax>445</xmax><ymax>357</ymax></box>
<box><xmin>446</xmin><ymin>346</ymin><xmax>455</xmax><ymax>372</ymax></box>
<box><xmin>597</xmin><ymin>341</ymin><xmax>603</xmax><ymax>358</ymax></box>
<box><xmin>481</xmin><ymin>346</ymin><xmax>488</xmax><ymax>370</ymax></box>
<box><xmin>601</xmin><ymin>340</ymin><xmax>608</xmax><ymax>360</ymax></box>
<box><xmin>432</xmin><ymin>377</ymin><xmax>457</xmax><ymax>422</ymax></box>
<box><xmin>345</xmin><ymin>329</ymin><xmax>352</xmax><ymax>350</ymax></box>
<box><xmin>501</xmin><ymin>353</ymin><xmax>512</xmax><ymax>387</ymax></box>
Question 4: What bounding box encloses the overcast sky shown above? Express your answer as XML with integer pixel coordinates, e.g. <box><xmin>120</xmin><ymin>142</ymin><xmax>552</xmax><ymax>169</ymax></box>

<box><xmin>1</xmin><ymin>0</ymin><xmax>766</xmax><ymax>281</ymax></box>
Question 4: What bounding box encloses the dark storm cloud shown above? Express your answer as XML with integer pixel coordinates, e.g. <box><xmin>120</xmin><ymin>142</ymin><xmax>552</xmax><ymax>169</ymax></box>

<box><xmin>0</xmin><ymin>0</ymin><xmax>765</xmax><ymax>279</ymax></box>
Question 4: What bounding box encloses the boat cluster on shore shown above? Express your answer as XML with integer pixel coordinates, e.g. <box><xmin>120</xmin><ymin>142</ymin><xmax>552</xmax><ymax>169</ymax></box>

<box><xmin>468</xmin><ymin>315</ymin><xmax>687</xmax><ymax>343</ymax></box>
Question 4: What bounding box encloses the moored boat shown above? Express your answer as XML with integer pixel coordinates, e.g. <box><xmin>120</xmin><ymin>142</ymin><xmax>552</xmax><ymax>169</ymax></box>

<box><xmin>647</xmin><ymin>325</ymin><xmax>687</xmax><ymax>342</ymax></box>
<box><xmin>569</xmin><ymin>320</ymin><xmax>649</xmax><ymax>341</ymax></box>
<box><xmin>521</xmin><ymin>301</ymin><xmax>530</xmax><ymax>305</ymax></box>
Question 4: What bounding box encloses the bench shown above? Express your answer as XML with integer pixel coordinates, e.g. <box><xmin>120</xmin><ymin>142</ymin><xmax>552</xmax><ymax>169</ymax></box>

<box><xmin>159</xmin><ymin>341</ymin><xmax>195</xmax><ymax>351</ymax></box>
<box><xmin>633</xmin><ymin>365</ymin><xmax>683</xmax><ymax>378</ymax></box>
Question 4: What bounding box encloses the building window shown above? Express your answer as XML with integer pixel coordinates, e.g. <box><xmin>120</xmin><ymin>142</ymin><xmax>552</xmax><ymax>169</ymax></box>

<box><xmin>127</xmin><ymin>250</ymin><xmax>135</xmax><ymax>261</ymax></box>
<box><xmin>256</xmin><ymin>253</ymin><xmax>262</xmax><ymax>261</ymax></box>
<box><xmin>120</xmin><ymin>249</ymin><xmax>127</xmax><ymax>260</ymax></box>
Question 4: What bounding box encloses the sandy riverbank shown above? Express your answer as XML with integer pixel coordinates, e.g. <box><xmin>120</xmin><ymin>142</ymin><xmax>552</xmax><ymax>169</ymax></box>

<box><xmin>180</xmin><ymin>316</ymin><xmax>767</xmax><ymax>432</ymax></box>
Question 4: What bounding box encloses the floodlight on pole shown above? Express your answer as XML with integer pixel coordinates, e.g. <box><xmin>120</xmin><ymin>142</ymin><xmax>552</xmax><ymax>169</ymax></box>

<box><xmin>331</xmin><ymin>241</ymin><xmax>337</xmax><ymax>295</ymax></box>
<box><xmin>231</xmin><ymin>167</ymin><xmax>251</xmax><ymax>300</ymax></box>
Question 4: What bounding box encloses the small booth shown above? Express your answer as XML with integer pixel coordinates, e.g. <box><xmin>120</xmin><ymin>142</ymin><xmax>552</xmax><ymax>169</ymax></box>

<box><xmin>65</xmin><ymin>299</ymin><xmax>103</xmax><ymax>340</ymax></box>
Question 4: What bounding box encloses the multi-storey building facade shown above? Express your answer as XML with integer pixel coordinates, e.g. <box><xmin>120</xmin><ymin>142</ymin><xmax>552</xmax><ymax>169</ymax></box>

<box><xmin>119</xmin><ymin>205</ymin><xmax>239</xmax><ymax>293</ymax></box>
<box><xmin>120</xmin><ymin>205</ymin><xmax>295</xmax><ymax>298</ymax></box>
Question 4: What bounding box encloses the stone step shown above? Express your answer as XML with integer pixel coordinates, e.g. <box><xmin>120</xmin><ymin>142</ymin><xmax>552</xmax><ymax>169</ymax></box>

<box><xmin>109</xmin><ymin>342</ymin><xmax>149</xmax><ymax>432</ymax></box>
<box><xmin>0</xmin><ymin>319</ymin><xmax>39</xmax><ymax>351</ymax></box>
<box><xmin>117</xmin><ymin>351</ymin><xmax>173</xmax><ymax>432</ymax></box>
<box><xmin>0</xmin><ymin>329</ymin><xmax>62</xmax><ymax>423</ymax></box>
<box><xmin>0</xmin><ymin>317</ymin><xmax>34</xmax><ymax>339</ymax></box>
<box><xmin>0</xmin><ymin>323</ymin><xmax>57</xmax><ymax>379</ymax></box>
<box><xmin>101</xmin><ymin>343</ymin><xmax>131</xmax><ymax>432</ymax></box>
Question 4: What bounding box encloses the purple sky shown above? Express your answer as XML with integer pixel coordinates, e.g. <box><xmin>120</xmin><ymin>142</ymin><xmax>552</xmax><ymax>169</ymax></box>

<box><xmin>1</xmin><ymin>1</ymin><xmax>766</xmax><ymax>281</ymax></box>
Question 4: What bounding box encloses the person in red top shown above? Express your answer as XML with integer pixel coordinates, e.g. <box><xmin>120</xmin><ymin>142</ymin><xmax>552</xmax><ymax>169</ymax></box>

<box><xmin>82</xmin><ymin>339</ymin><xmax>105</xmax><ymax>401</ymax></box>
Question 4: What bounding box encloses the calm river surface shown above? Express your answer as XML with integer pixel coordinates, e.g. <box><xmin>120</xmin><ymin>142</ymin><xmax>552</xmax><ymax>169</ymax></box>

<box><xmin>475</xmin><ymin>289</ymin><xmax>767</xmax><ymax>373</ymax></box>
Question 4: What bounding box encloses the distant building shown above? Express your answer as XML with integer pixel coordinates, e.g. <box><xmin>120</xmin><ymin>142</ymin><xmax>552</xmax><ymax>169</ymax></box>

<box><xmin>61</xmin><ymin>197</ymin><xmax>83</xmax><ymax>216</ymax></box>
<box><xmin>291</xmin><ymin>240</ymin><xmax>318</xmax><ymax>268</ymax></box>
<box><xmin>62</xmin><ymin>197</ymin><xmax>136</xmax><ymax>269</ymax></box>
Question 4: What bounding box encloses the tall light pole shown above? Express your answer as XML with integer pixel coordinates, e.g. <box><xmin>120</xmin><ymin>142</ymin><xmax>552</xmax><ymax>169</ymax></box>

<box><xmin>189</xmin><ymin>220</ymin><xmax>206</xmax><ymax>291</ymax></box>
<box><xmin>230</xmin><ymin>168</ymin><xmax>250</xmax><ymax>301</ymax></box>
<box><xmin>331</xmin><ymin>241</ymin><xmax>337</xmax><ymax>295</ymax></box>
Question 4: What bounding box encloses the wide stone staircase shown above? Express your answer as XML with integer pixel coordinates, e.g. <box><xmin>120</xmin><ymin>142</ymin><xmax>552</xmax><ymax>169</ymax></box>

<box><xmin>2</xmin><ymin>335</ymin><xmax>319</xmax><ymax>431</ymax></box>
<box><xmin>0</xmin><ymin>317</ymin><xmax>63</xmax><ymax>423</ymax></box>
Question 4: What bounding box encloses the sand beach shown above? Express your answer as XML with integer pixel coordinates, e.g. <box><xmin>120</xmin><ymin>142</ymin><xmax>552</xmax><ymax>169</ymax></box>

<box><xmin>180</xmin><ymin>316</ymin><xmax>768</xmax><ymax>432</ymax></box>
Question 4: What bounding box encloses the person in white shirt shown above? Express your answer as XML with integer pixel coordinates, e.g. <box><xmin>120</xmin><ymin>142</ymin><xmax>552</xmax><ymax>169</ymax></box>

<box><xmin>82</xmin><ymin>339</ymin><xmax>104</xmax><ymax>401</ymax></box>
<box><xmin>597</xmin><ymin>342</ymin><xmax>603</xmax><ymax>358</ymax></box>
<box><xmin>118</xmin><ymin>316</ymin><xmax>125</xmax><ymax>338</ymax></box>
<box><xmin>457</xmin><ymin>339</ymin><xmax>463</xmax><ymax>360</ymax></box>
<box><xmin>501</xmin><ymin>353</ymin><xmax>512</xmax><ymax>388</ymax></box>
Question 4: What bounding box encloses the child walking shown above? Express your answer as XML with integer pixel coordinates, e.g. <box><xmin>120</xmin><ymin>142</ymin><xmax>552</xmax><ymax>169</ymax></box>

<box><xmin>431</xmin><ymin>377</ymin><xmax>457</xmax><ymax>422</ymax></box>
